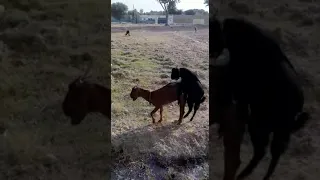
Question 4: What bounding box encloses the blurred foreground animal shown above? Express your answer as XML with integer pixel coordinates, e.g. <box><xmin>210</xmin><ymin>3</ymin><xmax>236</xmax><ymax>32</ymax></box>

<box><xmin>130</xmin><ymin>81</ymin><xmax>186</xmax><ymax>124</ymax></box>
<box><xmin>62</xmin><ymin>61</ymin><xmax>111</xmax><ymax>125</ymax></box>
<box><xmin>171</xmin><ymin>67</ymin><xmax>206</xmax><ymax>122</ymax></box>
<box><xmin>209</xmin><ymin>17</ymin><xmax>310</xmax><ymax>180</ymax></box>
<box><xmin>125</xmin><ymin>30</ymin><xmax>130</xmax><ymax>36</ymax></box>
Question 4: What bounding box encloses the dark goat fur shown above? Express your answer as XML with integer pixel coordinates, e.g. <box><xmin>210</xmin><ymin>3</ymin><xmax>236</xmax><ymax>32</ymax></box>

<box><xmin>171</xmin><ymin>67</ymin><xmax>206</xmax><ymax>122</ymax></box>
<box><xmin>125</xmin><ymin>30</ymin><xmax>130</xmax><ymax>36</ymax></box>
<box><xmin>62</xmin><ymin>77</ymin><xmax>111</xmax><ymax>125</ymax></box>
<box><xmin>209</xmin><ymin>17</ymin><xmax>310</xmax><ymax>180</ymax></box>
<box><xmin>130</xmin><ymin>81</ymin><xmax>186</xmax><ymax>124</ymax></box>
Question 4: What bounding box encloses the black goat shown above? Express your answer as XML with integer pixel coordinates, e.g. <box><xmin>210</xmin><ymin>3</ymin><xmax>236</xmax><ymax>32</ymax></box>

<box><xmin>209</xmin><ymin>17</ymin><xmax>310</xmax><ymax>180</ymax></box>
<box><xmin>171</xmin><ymin>67</ymin><xmax>206</xmax><ymax>122</ymax></box>
<box><xmin>125</xmin><ymin>30</ymin><xmax>130</xmax><ymax>36</ymax></box>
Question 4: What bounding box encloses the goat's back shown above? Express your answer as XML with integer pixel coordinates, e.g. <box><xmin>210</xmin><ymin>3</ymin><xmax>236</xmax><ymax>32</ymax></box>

<box><xmin>152</xmin><ymin>82</ymin><xmax>180</xmax><ymax>105</ymax></box>
<box><xmin>87</xmin><ymin>84</ymin><xmax>111</xmax><ymax>118</ymax></box>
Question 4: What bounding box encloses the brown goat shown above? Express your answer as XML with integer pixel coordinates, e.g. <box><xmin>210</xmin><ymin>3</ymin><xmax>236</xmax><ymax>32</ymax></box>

<box><xmin>62</xmin><ymin>61</ymin><xmax>111</xmax><ymax>125</ymax></box>
<box><xmin>130</xmin><ymin>82</ymin><xmax>186</xmax><ymax>124</ymax></box>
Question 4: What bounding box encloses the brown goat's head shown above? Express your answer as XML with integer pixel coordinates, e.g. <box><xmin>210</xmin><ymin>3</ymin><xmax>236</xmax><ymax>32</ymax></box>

<box><xmin>62</xmin><ymin>60</ymin><xmax>93</xmax><ymax>125</ymax></box>
<box><xmin>130</xmin><ymin>86</ymin><xmax>140</xmax><ymax>101</ymax></box>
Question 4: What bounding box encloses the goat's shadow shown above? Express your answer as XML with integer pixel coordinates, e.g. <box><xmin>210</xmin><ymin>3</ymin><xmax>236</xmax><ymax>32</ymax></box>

<box><xmin>111</xmin><ymin>121</ymin><xmax>208</xmax><ymax>178</ymax></box>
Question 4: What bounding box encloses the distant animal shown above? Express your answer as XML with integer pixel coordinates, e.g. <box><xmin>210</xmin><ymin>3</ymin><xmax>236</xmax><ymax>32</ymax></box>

<box><xmin>130</xmin><ymin>81</ymin><xmax>186</xmax><ymax>124</ymax></box>
<box><xmin>125</xmin><ymin>30</ymin><xmax>130</xmax><ymax>36</ymax></box>
<box><xmin>209</xmin><ymin>17</ymin><xmax>310</xmax><ymax>180</ymax></box>
<box><xmin>171</xmin><ymin>67</ymin><xmax>206</xmax><ymax>122</ymax></box>
<box><xmin>62</xmin><ymin>60</ymin><xmax>111</xmax><ymax>125</ymax></box>
<box><xmin>194</xmin><ymin>26</ymin><xmax>197</xmax><ymax>33</ymax></box>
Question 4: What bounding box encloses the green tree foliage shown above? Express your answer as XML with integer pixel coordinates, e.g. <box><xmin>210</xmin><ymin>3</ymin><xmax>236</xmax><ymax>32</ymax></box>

<box><xmin>111</xmin><ymin>2</ymin><xmax>128</xmax><ymax>21</ymax></box>
<box><xmin>156</xmin><ymin>0</ymin><xmax>181</xmax><ymax>25</ymax></box>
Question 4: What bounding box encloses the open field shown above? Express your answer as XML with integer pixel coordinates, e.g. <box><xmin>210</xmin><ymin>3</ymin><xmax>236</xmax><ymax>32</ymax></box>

<box><xmin>111</xmin><ymin>26</ymin><xmax>209</xmax><ymax>179</ymax></box>
<box><xmin>0</xmin><ymin>0</ymin><xmax>110</xmax><ymax>179</ymax></box>
<box><xmin>210</xmin><ymin>0</ymin><xmax>320</xmax><ymax>179</ymax></box>
<box><xmin>111</xmin><ymin>23</ymin><xmax>209</xmax><ymax>33</ymax></box>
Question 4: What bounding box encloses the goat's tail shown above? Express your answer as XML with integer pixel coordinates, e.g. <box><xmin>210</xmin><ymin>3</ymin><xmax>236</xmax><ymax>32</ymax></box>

<box><xmin>200</xmin><ymin>96</ymin><xmax>206</xmax><ymax>104</ymax></box>
<box><xmin>292</xmin><ymin>111</ymin><xmax>310</xmax><ymax>133</ymax></box>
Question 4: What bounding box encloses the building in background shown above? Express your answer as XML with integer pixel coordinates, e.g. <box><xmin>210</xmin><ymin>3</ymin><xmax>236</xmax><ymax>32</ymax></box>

<box><xmin>139</xmin><ymin>15</ymin><xmax>174</xmax><ymax>25</ymax></box>
<box><xmin>111</xmin><ymin>14</ymin><xmax>209</xmax><ymax>25</ymax></box>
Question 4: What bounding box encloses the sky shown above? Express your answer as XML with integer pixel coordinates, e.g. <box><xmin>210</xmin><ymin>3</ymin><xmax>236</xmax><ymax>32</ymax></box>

<box><xmin>111</xmin><ymin>0</ymin><xmax>208</xmax><ymax>12</ymax></box>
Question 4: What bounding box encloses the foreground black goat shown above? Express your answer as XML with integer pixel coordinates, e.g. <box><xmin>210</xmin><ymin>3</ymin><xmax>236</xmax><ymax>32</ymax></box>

<box><xmin>171</xmin><ymin>67</ymin><xmax>206</xmax><ymax>122</ymax></box>
<box><xmin>130</xmin><ymin>81</ymin><xmax>186</xmax><ymax>124</ymax></box>
<box><xmin>209</xmin><ymin>17</ymin><xmax>310</xmax><ymax>180</ymax></box>
<box><xmin>62</xmin><ymin>61</ymin><xmax>111</xmax><ymax>125</ymax></box>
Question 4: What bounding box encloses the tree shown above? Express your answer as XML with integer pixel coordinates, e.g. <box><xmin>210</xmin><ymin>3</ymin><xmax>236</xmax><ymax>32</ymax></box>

<box><xmin>184</xmin><ymin>9</ymin><xmax>196</xmax><ymax>15</ymax></box>
<box><xmin>204</xmin><ymin>0</ymin><xmax>209</xmax><ymax>7</ymax></box>
<box><xmin>168</xmin><ymin>1</ymin><xmax>177</xmax><ymax>14</ymax></box>
<box><xmin>111</xmin><ymin>2</ymin><xmax>128</xmax><ymax>21</ymax></box>
<box><xmin>156</xmin><ymin>0</ymin><xmax>180</xmax><ymax>26</ymax></box>
<box><xmin>140</xmin><ymin>9</ymin><xmax>144</xmax><ymax>14</ymax></box>
<box><xmin>175</xmin><ymin>9</ymin><xmax>183</xmax><ymax>15</ymax></box>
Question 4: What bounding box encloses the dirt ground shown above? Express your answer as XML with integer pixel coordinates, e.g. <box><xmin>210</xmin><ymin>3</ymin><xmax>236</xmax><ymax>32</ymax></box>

<box><xmin>209</xmin><ymin>0</ymin><xmax>320</xmax><ymax>180</ymax></box>
<box><xmin>111</xmin><ymin>25</ymin><xmax>209</xmax><ymax>179</ymax></box>
<box><xmin>0</xmin><ymin>1</ymin><xmax>110</xmax><ymax>179</ymax></box>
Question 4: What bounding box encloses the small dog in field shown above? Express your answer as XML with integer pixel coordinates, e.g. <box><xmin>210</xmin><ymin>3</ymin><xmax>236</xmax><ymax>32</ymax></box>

<box><xmin>125</xmin><ymin>30</ymin><xmax>130</xmax><ymax>36</ymax></box>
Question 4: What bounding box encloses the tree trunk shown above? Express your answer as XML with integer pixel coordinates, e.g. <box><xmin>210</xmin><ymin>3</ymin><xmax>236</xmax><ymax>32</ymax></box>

<box><xmin>165</xmin><ymin>11</ymin><xmax>169</xmax><ymax>26</ymax></box>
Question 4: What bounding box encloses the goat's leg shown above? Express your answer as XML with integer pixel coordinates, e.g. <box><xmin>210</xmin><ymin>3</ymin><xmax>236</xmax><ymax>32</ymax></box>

<box><xmin>263</xmin><ymin>130</ymin><xmax>290</xmax><ymax>180</ymax></box>
<box><xmin>189</xmin><ymin>102</ymin><xmax>200</xmax><ymax>122</ymax></box>
<box><xmin>177</xmin><ymin>86</ymin><xmax>183</xmax><ymax>105</ymax></box>
<box><xmin>177</xmin><ymin>95</ymin><xmax>186</xmax><ymax>125</ymax></box>
<box><xmin>183</xmin><ymin>101</ymin><xmax>194</xmax><ymax>118</ymax></box>
<box><xmin>158</xmin><ymin>106</ymin><xmax>164</xmax><ymax>123</ymax></box>
<box><xmin>223</xmin><ymin>102</ymin><xmax>246</xmax><ymax>180</ymax></box>
<box><xmin>150</xmin><ymin>107</ymin><xmax>160</xmax><ymax>124</ymax></box>
<box><xmin>237</xmin><ymin>124</ymin><xmax>269</xmax><ymax>180</ymax></box>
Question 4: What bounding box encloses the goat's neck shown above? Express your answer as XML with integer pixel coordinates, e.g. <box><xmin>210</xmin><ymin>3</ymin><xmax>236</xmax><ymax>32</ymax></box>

<box><xmin>139</xmin><ymin>88</ymin><xmax>153</xmax><ymax>105</ymax></box>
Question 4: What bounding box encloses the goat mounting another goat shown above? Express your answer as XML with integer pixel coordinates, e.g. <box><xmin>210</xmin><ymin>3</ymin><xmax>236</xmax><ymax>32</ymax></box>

<box><xmin>62</xmin><ymin>60</ymin><xmax>111</xmax><ymax>125</ymax></box>
<box><xmin>130</xmin><ymin>81</ymin><xmax>186</xmax><ymax>124</ymax></box>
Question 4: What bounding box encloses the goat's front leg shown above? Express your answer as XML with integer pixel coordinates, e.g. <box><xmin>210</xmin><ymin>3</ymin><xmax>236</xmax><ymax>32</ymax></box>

<box><xmin>150</xmin><ymin>107</ymin><xmax>159</xmax><ymax>124</ymax></box>
<box><xmin>177</xmin><ymin>94</ymin><xmax>186</xmax><ymax>125</ymax></box>
<box><xmin>158</xmin><ymin>106</ymin><xmax>163</xmax><ymax>123</ymax></box>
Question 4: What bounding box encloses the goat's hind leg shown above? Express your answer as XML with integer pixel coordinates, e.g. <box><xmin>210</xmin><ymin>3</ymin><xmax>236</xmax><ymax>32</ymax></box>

<box><xmin>183</xmin><ymin>100</ymin><xmax>194</xmax><ymax>118</ymax></box>
<box><xmin>189</xmin><ymin>102</ymin><xmax>200</xmax><ymax>122</ymax></box>
<box><xmin>237</xmin><ymin>122</ymin><xmax>269</xmax><ymax>180</ymax></box>
<box><xmin>158</xmin><ymin>106</ymin><xmax>164</xmax><ymax>123</ymax></box>
<box><xmin>263</xmin><ymin>130</ymin><xmax>290</xmax><ymax>180</ymax></box>
<box><xmin>150</xmin><ymin>107</ymin><xmax>160</xmax><ymax>124</ymax></box>
<box><xmin>177</xmin><ymin>95</ymin><xmax>186</xmax><ymax>125</ymax></box>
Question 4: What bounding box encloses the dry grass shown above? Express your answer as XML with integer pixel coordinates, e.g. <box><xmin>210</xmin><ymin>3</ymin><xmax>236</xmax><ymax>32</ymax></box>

<box><xmin>111</xmin><ymin>26</ymin><xmax>209</xmax><ymax>179</ymax></box>
<box><xmin>0</xmin><ymin>0</ymin><xmax>110</xmax><ymax>179</ymax></box>
<box><xmin>210</xmin><ymin>0</ymin><xmax>320</xmax><ymax>179</ymax></box>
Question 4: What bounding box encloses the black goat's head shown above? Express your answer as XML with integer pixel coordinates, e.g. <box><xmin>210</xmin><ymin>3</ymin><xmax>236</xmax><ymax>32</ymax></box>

<box><xmin>171</xmin><ymin>67</ymin><xmax>180</xmax><ymax>80</ymax></box>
